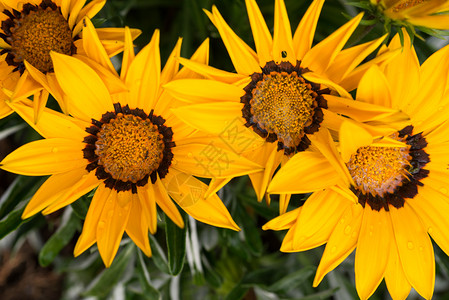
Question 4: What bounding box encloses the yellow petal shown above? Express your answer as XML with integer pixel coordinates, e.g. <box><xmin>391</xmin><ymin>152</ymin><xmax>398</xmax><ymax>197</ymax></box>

<box><xmin>160</xmin><ymin>38</ymin><xmax>182</xmax><ymax>85</ymax></box>
<box><xmin>390</xmin><ymin>203</ymin><xmax>435</xmax><ymax>300</ymax></box>
<box><xmin>262</xmin><ymin>207</ymin><xmax>301</xmax><ymax>231</ymax></box>
<box><xmin>68</xmin><ymin>0</ymin><xmax>85</xmax><ymax>33</ymax></box>
<box><xmin>339</xmin><ymin>120</ymin><xmax>373</xmax><ymax>163</ymax></box>
<box><xmin>272</xmin><ymin>0</ymin><xmax>295</xmax><ymax>63</ymax></box>
<box><xmin>408</xmin><ymin>15</ymin><xmax>449</xmax><ymax>30</ymax></box>
<box><xmin>126</xmin><ymin>30</ymin><xmax>160</xmax><ymax>110</ymax></box>
<box><xmin>245</xmin><ymin>0</ymin><xmax>272</xmax><ymax>65</ymax></box>
<box><xmin>302</xmin><ymin>13</ymin><xmax>363</xmax><ymax>74</ymax></box>
<box><xmin>384</xmin><ymin>242</ymin><xmax>411</xmax><ymax>300</ymax></box>
<box><xmin>1</xmin><ymin>138</ymin><xmax>85</xmax><ymax>176</ymax></box>
<box><xmin>31</xmin><ymin>90</ymin><xmax>49</xmax><ymax>123</ymax></box>
<box><xmin>120</xmin><ymin>27</ymin><xmax>136</xmax><ymax>80</ymax></box>
<box><xmin>51</xmin><ymin>51</ymin><xmax>114</xmax><ymax>122</ymax></box>
<box><xmin>81</xmin><ymin>18</ymin><xmax>117</xmax><ymax>74</ymax></box>
<box><xmin>97</xmin><ymin>189</ymin><xmax>132</xmax><ymax>267</ymax></box>
<box><xmin>313</xmin><ymin>204</ymin><xmax>363</xmax><ymax>286</ymax></box>
<box><xmin>278</xmin><ymin>193</ymin><xmax>291</xmax><ymax>215</ymax></box>
<box><xmin>154</xmin><ymin>176</ymin><xmax>184</xmax><ymax>228</ymax></box>
<box><xmin>164</xmin><ymin>168</ymin><xmax>239</xmax><ymax>231</ymax></box>
<box><xmin>268</xmin><ymin>151</ymin><xmax>341</xmax><ymax>194</ymax></box>
<box><xmin>205</xmin><ymin>177</ymin><xmax>231</xmax><ymax>199</ymax></box>
<box><xmin>76</xmin><ymin>0</ymin><xmax>105</xmax><ymax>27</ymax></box>
<box><xmin>22</xmin><ymin>167</ymin><xmax>87</xmax><ymax>218</ymax></box>
<box><xmin>8</xmin><ymin>101</ymin><xmax>87</xmax><ymax>140</ymax></box>
<box><xmin>355</xmin><ymin>208</ymin><xmax>393</xmax><ymax>300</ymax></box>
<box><xmin>174</xmin><ymin>38</ymin><xmax>210</xmax><ymax>80</ymax></box>
<box><xmin>10</xmin><ymin>69</ymin><xmax>43</xmax><ymax>101</ymax></box>
<box><xmin>171</xmin><ymin>143</ymin><xmax>262</xmax><ymax>179</ymax></box>
<box><xmin>302</xmin><ymin>72</ymin><xmax>352</xmax><ymax>99</ymax></box>
<box><xmin>293</xmin><ymin>0</ymin><xmax>324</xmax><ymax>60</ymax></box>
<box><xmin>74</xmin><ymin>184</ymin><xmax>110</xmax><ymax>256</ymax></box>
<box><xmin>137</xmin><ymin>185</ymin><xmax>158</xmax><ymax>234</ymax></box>
<box><xmin>42</xmin><ymin>170</ymin><xmax>100</xmax><ymax>215</ymax></box>
<box><xmin>164</xmin><ymin>79</ymin><xmax>243</xmax><ymax>103</ymax></box>
<box><xmin>126</xmin><ymin>194</ymin><xmax>152</xmax><ymax>257</ymax></box>
<box><xmin>357</xmin><ymin>65</ymin><xmax>393</xmax><ymax>107</ymax></box>
<box><xmin>205</xmin><ymin>6</ymin><xmax>259</xmax><ymax>75</ymax></box>
<box><xmin>291</xmin><ymin>189</ymin><xmax>350</xmax><ymax>251</ymax></box>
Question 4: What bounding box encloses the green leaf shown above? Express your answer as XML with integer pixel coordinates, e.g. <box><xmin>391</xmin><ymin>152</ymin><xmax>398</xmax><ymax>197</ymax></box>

<box><xmin>136</xmin><ymin>250</ymin><xmax>161</xmax><ymax>300</ymax></box>
<box><xmin>0</xmin><ymin>206</ymin><xmax>27</xmax><ymax>239</ymax></box>
<box><xmin>225</xmin><ymin>284</ymin><xmax>248</xmax><ymax>300</ymax></box>
<box><xmin>237</xmin><ymin>208</ymin><xmax>263</xmax><ymax>256</ymax></box>
<box><xmin>39</xmin><ymin>210</ymin><xmax>81</xmax><ymax>267</ymax></box>
<box><xmin>149</xmin><ymin>235</ymin><xmax>170</xmax><ymax>274</ymax></box>
<box><xmin>165</xmin><ymin>214</ymin><xmax>187</xmax><ymax>275</ymax></box>
<box><xmin>268</xmin><ymin>266</ymin><xmax>316</xmax><ymax>293</ymax></box>
<box><xmin>294</xmin><ymin>287</ymin><xmax>340</xmax><ymax>300</ymax></box>
<box><xmin>70</xmin><ymin>195</ymin><xmax>90</xmax><ymax>220</ymax></box>
<box><xmin>83</xmin><ymin>243</ymin><xmax>135</xmax><ymax>298</ymax></box>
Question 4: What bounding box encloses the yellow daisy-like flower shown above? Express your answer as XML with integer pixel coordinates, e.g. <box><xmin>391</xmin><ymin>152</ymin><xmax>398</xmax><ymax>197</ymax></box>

<box><xmin>264</xmin><ymin>34</ymin><xmax>449</xmax><ymax>300</ymax></box>
<box><xmin>0</xmin><ymin>0</ymin><xmax>140</xmax><ymax>120</ymax></box>
<box><xmin>164</xmin><ymin>0</ymin><xmax>401</xmax><ymax>212</ymax></box>
<box><xmin>371</xmin><ymin>0</ymin><xmax>449</xmax><ymax>29</ymax></box>
<box><xmin>0</xmin><ymin>29</ymin><xmax>262</xmax><ymax>267</ymax></box>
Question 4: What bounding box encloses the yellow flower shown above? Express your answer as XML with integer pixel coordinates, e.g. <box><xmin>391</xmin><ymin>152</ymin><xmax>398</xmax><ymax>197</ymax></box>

<box><xmin>371</xmin><ymin>0</ymin><xmax>449</xmax><ymax>29</ymax></box>
<box><xmin>0</xmin><ymin>0</ymin><xmax>140</xmax><ymax>120</ymax></box>
<box><xmin>0</xmin><ymin>29</ymin><xmax>262</xmax><ymax>267</ymax></box>
<box><xmin>264</xmin><ymin>34</ymin><xmax>449</xmax><ymax>300</ymax></box>
<box><xmin>164</xmin><ymin>0</ymin><xmax>401</xmax><ymax>213</ymax></box>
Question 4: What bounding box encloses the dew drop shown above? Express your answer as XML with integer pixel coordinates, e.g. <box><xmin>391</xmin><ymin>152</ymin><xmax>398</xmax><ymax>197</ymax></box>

<box><xmin>440</xmin><ymin>188</ymin><xmax>447</xmax><ymax>195</ymax></box>
<box><xmin>187</xmin><ymin>152</ymin><xmax>193</xmax><ymax>158</ymax></box>
<box><xmin>407</xmin><ymin>241</ymin><xmax>414</xmax><ymax>250</ymax></box>
<box><xmin>52</xmin><ymin>147</ymin><xmax>58</xmax><ymax>153</ymax></box>
<box><xmin>107</xmin><ymin>210</ymin><xmax>114</xmax><ymax>218</ymax></box>
<box><xmin>352</xmin><ymin>231</ymin><xmax>357</xmax><ymax>238</ymax></box>
<box><xmin>331</xmin><ymin>246</ymin><xmax>337</xmax><ymax>254</ymax></box>
<box><xmin>419</xmin><ymin>246</ymin><xmax>423</xmax><ymax>251</ymax></box>
<box><xmin>344</xmin><ymin>225</ymin><xmax>351</xmax><ymax>235</ymax></box>
<box><xmin>438</xmin><ymin>106</ymin><xmax>444</xmax><ymax>112</ymax></box>
<box><xmin>369</xmin><ymin>231</ymin><xmax>373</xmax><ymax>237</ymax></box>
<box><xmin>428</xmin><ymin>227</ymin><xmax>433</xmax><ymax>234</ymax></box>
<box><xmin>98</xmin><ymin>221</ymin><xmax>105</xmax><ymax>230</ymax></box>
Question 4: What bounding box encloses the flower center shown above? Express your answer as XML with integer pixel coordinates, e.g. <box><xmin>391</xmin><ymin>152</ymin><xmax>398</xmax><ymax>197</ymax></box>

<box><xmin>95</xmin><ymin>114</ymin><xmax>165</xmax><ymax>183</ymax></box>
<box><xmin>348</xmin><ymin>144</ymin><xmax>411</xmax><ymax>197</ymax></box>
<box><xmin>348</xmin><ymin>126</ymin><xmax>430</xmax><ymax>211</ymax></box>
<box><xmin>241</xmin><ymin>61</ymin><xmax>328</xmax><ymax>155</ymax></box>
<box><xmin>83</xmin><ymin>104</ymin><xmax>175</xmax><ymax>193</ymax></box>
<box><xmin>1</xmin><ymin>0</ymin><xmax>74</xmax><ymax>73</ymax></box>
<box><xmin>393</xmin><ymin>0</ymin><xmax>427</xmax><ymax>12</ymax></box>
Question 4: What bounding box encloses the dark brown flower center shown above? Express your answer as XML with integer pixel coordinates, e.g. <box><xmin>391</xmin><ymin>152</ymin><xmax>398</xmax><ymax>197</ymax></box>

<box><xmin>241</xmin><ymin>61</ymin><xmax>328</xmax><ymax>156</ymax></box>
<box><xmin>349</xmin><ymin>126</ymin><xmax>430</xmax><ymax>211</ymax></box>
<box><xmin>83</xmin><ymin>104</ymin><xmax>175</xmax><ymax>193</ymax></box>
<box><xmin>0</xmin><ymin>0</ymin><xmax>74</xmax><ymax>73</ymax></box>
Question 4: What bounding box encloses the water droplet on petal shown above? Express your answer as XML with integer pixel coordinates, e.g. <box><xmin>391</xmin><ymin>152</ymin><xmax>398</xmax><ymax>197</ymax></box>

<box><xmin>107</xmin><ymin>210</ymin><xmax>114</xmax><ymax>219</ymax></box>
<box><xmin>352</xmin><ymin>231</ymin><xmax>357</xmax><ymax>238</ymax></box>
<box><xmin>331</xmin><ymin>246</ymin><xmax>337</xmax><ymax>254</ymax></box>
<box><xmin>187</xmin><ymin>152</ymin><xmax>193</xmax><ymax>158</ymax></box>
<box><xmin>52</xmin><ymin>147</ymin><xmax>58</xmax><ymax>153</ymax></box>
<box><xmin>344</xmin><ymin>225</ymin><xmax>351</xmax><ymax>235</ymax></box>
<box><xmin>407</xmin><ymin>241</ymin><xmax>414</xmax><ymax>250</ymax></box>
<box><xmin>98</xmin><ymin>221</ymin><xmax>105</xmax><ymax>230</ymax></box>
<box><xmin>428</xmin><ymin>227</ymin><xmax>433</xmax><ymax>234</ymax></box>
<box><xmin>440</xmin><ymin>188</ymin><xmax>447</xmax><ymax>195</ymax></box>
<box><xmin>369</xmin><ymin>231</ymin><xmax>373</xmax><ymax>236</ymax></box>
<box><xmin>419</xmin><ymin>246</ymin><xmax>423</xmax><ymax>251</ymax></box>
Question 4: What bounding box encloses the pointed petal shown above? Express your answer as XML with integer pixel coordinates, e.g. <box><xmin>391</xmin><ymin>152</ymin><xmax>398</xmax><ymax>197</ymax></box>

<box><xmin>302</xmin><ymin>72</ymin><xmax>352</xmax><ymax>99</ymax></box>
<box><xmin>355</xmin><ymin>208</ymin><xmax>393</xmax><ymax>300</ymax></box>
<box><xmin>22</xmin><ymin>167</ymin><xmax>87</xmax><ymax>218</ymax></box>
<box><xmin>125</xmin><ymin>30</ymin><xmax>160</xmax><ymax>110</ymax></box>
<box><xmin>205</xmin><ymin>6</ymin><xmax>259</xmax><ymax>75</ymax></box>
<box><xmin>205</xmin><ymin>177</ymin><xmax>231</xmax><ymax>199</ymax></box>
<box><xmin>390</xmin><ymin>204</ymin><xmax>435</xmax><ymax>300</ymax></box>
<box><xmin>293</xmin><ymin>0</ymin><xmax>324</xmax><ymax>60</ymax></box>
<box><xmin>262</xmin><ymin>207</ymin><xmax>301</xmax><ymax>231</ymax></box>
<box><xmin>160</xmin><ymin>38</ymin><xmax>182</xmax><ymax>85</ymax></box>
<box><xmin>120</xmin><ymin>27</ymin><xmax>136</xmax><ymax>81</ymax></box>
<box><xmin>68</xmin><ymin>0</ymin><xmax>86</xmax><ymax>32</ymax></box>
<box><xmin>32</xmin><ymin>90</ymin><xmax>49</xmax><ymax>123</ymax></box>
<box><xmin>74</xmin><ymin>184</ymin><xmax>110</xmax><ymax>256</ymax></box>
<box><xmin>51</xmin><ymin>52</ymin><xmax>114</xmax><ymax>122</ymax></box>
<box><xmin>137</xmin><ymin>185</ymin><xmax>158</xmax><ymax>234</ymax></box>
<box><xmin>385</xmin><ymin>243</ymin><xmax>411</xmax><ymax>300</ymax></box>
<box><xmin>357</xmin><ymin>65</ymin><xmax>393</xmax><ymax>107</ymax></box>
<box><xmin>76</xmin><ymin>0</ymin><xmax>105</xmax><ymax>26</ymax></box>
<box><xmin>126</xmin><ymin>194</ymin><xmax>152</xmax><ymax>256</ymax></box>
<box><xmin>174</xmin><ymin>38</ymin><xmax>210</xmax><ymax>80</ymax></box>
<box><xmin>313</xmin><ymin>204</ymin><xmax>363</xmax><ymax>286</ymax></box>
<box><xmin>278</xmin><ymin>193</ymin><xmax>291</xmax><ymax>215</ymax></box>
<box><xmin>164</xmin><ymin>168</ymin><xmax>239</xmax><ymax>230</ymax></box>
<box><xmin>154</xmin><ymin>176</ymin><xmax>184</xmax><ymax>228</ymax></box>
<box><xmin>291</xmin><ymin>189</ymin><xmax>350</xmax><ymax>251</ymax></box>
<box><xmin>272</xmin><ymin>0</ymin><xmax>295</xmax><ymax>63</ymax></box>
<box><xmin>97</xmin><ymin>190</ymin><xmax>132</xmax><ymax>267</ymax></box>
<box><xmin>1</xmin><ymin>138</ymin><xmax>85</xmax><ymax>176</ymax></box>
<box><xmin>245</xmin><ymin>0</ymin><xmax>272</xmax><ymax>65</ymax></box>
<box><xmin>302</xmin><ymin>13</ymin><xmax>363</xmax><ymax>74</ymax></box>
